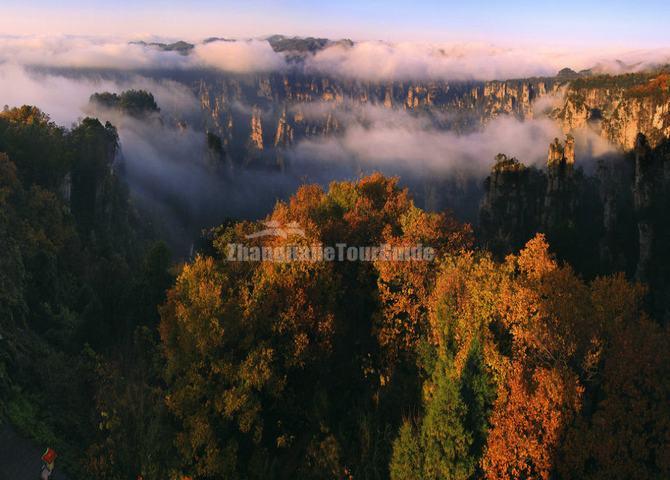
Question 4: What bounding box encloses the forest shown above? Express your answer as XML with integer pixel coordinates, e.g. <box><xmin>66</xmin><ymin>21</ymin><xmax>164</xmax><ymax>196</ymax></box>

<box><xmin>0</xmin><ymin>102</ymin><xmax>668</xmax><ymax>480</ymax></box>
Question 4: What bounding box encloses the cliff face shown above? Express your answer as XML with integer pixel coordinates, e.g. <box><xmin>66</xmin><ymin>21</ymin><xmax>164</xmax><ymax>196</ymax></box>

<box><xmin>552</xmin><ymin>73</ymin><xmax>670</xmax><ymax>149</ymax></box>
<box><xmin>543</xmin><ymin>135</ymin><xmax>576</xmax><ymax>229</ymax></box>
<box><xmin>480</xmin><ymin>132</ymin><xmax>669</xmax><ymax>321</ymax></box>
<box><xmin>479</xmin><ymin>154</ymin><xmax>546</xmax><ymax>254</ymax></box>
<box><xmin>596</xmin><ymin>153</ymin><xmax>636</xmax><ymax>275</ymax></box>
<box><xmin>194</xmin><ymin>69</ymin><xmax>670</xmax><ymax>170</ymax></box>
<box><xmin>479</xmin><ymin>136</ymin><xmax>602</xmax><ymax>272</ymax></box>
<box><xmin>633</xmin><ymin>134</ymin><xmax>657</xmax><ymax>282</ymax></box>
<box><xmin>195</xmin><ymin>74</ymin><xmax>563</xmax><ymax>169</ymax></box>
<box><xmin>632</xmin><ymin>134</ymin><xmax>670</xmax><ymax>320</ymax></box>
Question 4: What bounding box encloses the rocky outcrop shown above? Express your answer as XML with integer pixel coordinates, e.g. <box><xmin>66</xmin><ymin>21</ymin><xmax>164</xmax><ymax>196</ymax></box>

<box><xmin>273</xmin><ymin>109</ymin><xmax>294</xmax><ymax>171</ymax></box>
<box><xmin>480</xmin><ymin>131</ymin><xmax>669</xmax><ymax>322</ymax></box>
<box><xmin>479</xmin><ymin>136</ymin><xmax>604</xmax><ymax>270</ymax></box>
<box><xmin>479</xmin><ymin>154</ymin><xmax>546</xmax><ymax>254</ymax></box>
<box><xmin>480</xmin><ymin>80</ymin><xmax>548</xmax><ymax>120</ymax></box>
<box><xmin>266</xmin><ymin>35</ymin><xmax>353</xmax><ymax>54</ymax></box>
<box><xmin>596</xmin><ymin>153</ymin><xmax>636</xmax><ymax>275</ymax></box>
<box><xmin>553</xmin><ymin>73</ymin><xmax>670</xmax><ymax>149</ymax></box>
<box><xmin>242</xmin><ymin>106</ymin><xmax>265</xmax><ymax>167</ymax></box>
<box><xmin>547</xmin><ymin>135</ymin><xmax>575</xmax><ymax>166</ymax></box>
<box><xmin>206</xmin><ymin>131</ymin><xmax>230</xmax><ymax>174</ymax></box>
<box><xmin>274</xmin><ymin>109</ymin><xmax>294</xmax><ymax>148</ymax></box>
<box><xmin>195</xmin><ymin>73</ymin><xmax>565</xmax><ymax>169</ymax></box>
<box><xmin>632</xmin><ymin>134</ymin><xmax>669</xmax><ymax>322</ymax></box>
<box><xmin>634</xmin><ymin>134</ymin><xmax>670</xmax><ymax>321</ymax></box>
<box><xmin>543</xmin><ymin>135</ymin><xmax>577</xmax><ymax>229</ymax></box>
<box><xmin>249</xmin><ymin>106</ymin><xmax>264</xmax><ymax>151</ymax></box>
<box><xmin>633</xmin><ymin>134</ymin><xmax>656</xmax><ymax>282</ymax></box>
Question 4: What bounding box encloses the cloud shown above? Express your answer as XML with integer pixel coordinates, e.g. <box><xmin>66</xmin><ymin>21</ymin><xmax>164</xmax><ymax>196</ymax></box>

<box><xmin>193</xmin><ymin>40</ymin><xmax>287</xmax><ymax>73</ymax></box>
<box><xmin>0</xmin><ymin>62</ymin><xmax>200</xmax><ymax>126</ymax></box>
<box><xmin>0</xmin><ymin>63</ymin><xmax>114</xmax><ymax>125</ymax></box>
<box><xmin>304</xmin><ymin>42</ymin><xmax>559</xmax><ymax>81</ymax></box>
<box><xmin>0</xmin><ymin>35</ymin><xmax>287</xmax><ymax>74</ymax></box>
<box><xmin>304</xmin><ymin>41</ymin><xmax>670</xmax><ymax>81</ymax></box>
<box><xmin>2</xmin><ymin>35</ymin><xmax>670</xmax><ymax>80</ymax></box>
<box><xmin>0</xmin><ymin>36</ymin><xmax>193</xmax><ymax>70</ymax></box>
<box><xmin>288</xmin><ymin>103</ymin><xmax>614</xmax><ymax>178</ymax></box>
<box><xmin>95</xmin><ymin>110</ymin><xmax>303</xmax><ymax>252</ymax></box>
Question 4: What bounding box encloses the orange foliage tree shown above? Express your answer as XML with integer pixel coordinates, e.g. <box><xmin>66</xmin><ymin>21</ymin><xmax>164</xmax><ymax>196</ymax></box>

<box><xmin>397</xmin><ymin>233</ymin><xmax>665</xmax><ymax>480</ymax></box>
<box><xmin>160</xmin><ymin>173</ymin><xmax>469</xmax><ymax>478</ymax></box>
<box><xmin>161</xmin><ymin>180</ymin><xmax>668</xmax><ymax>479</ymax></box>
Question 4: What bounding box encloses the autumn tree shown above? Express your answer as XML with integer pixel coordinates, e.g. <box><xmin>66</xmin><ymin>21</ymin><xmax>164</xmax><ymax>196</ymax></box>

<box><xmin>0</xmin><ymin>106</ymin><xmax>67</xmax><ymax>187</ymax></box>
<box><xmin>559</xmin><ymin>313</ymin><xmax>670</xmax><ymax>479</ymax></box>
<box><xmin>160</xmin><ymin>173</ymin><xmax>470</xmax><ymax>478</ymax></box>
<box><xmin>374</xmin><ymin>203</ymin><xmax>472</xmax><ymax>365</ymax></box>
<box><xmin>391</xmin><ymin>233</ymin><xmax>661</xmax><ymax>480</ymax></box>
<box><xmin>480</xmin><ymin>235</ymin><xmax>661</xmax><ymax>479</ymax></box>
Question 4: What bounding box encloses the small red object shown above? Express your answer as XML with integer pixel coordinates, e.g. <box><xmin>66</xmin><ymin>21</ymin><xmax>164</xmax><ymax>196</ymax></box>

<box><xmin>41</xmin><ymin>447</ymin><xmax>57</xmax><ymax>464</ymax></box>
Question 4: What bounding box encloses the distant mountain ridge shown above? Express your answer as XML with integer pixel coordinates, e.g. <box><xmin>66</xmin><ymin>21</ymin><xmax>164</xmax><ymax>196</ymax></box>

<box><xmin>129</xmin><ymin>34</ymin><xmax>354</xmax><ymax>56</ymax></box>
<box><xmin>129</xmin><ymin>40</ymin><xmax>195</xmax><ymax>55</ymax></box>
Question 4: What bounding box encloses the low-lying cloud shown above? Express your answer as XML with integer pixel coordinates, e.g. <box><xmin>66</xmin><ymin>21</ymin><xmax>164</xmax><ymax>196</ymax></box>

<box><xmin>305</xmin><ymin>42</ymin><xmax>563</xmax><ymax>81</ymax></box>
<box><xmin>0</xmin><ymin>63</ymin><xmax>200</xmax><ymax>126</ymax></box>
<box><xmin>0</xmin><ymin>36</ymin><xmax>192</xmax><ymax>70</ymax></box>
<box><xmin>0</xmin><ymin>62</ymin><xmax>300</xmax><ymax>252</ymax></box>
<box><xmin>0</xmin><ymin>36</ymin><xmax>284</xmax><ymax>74</ymax></box>
<box><xmin>289</xmin><ymin>104</ymin><xmax>613</xmax><ymax>179</ymax></box>
<box><xmin>95</xmin><ymin>110</ymin><xmax>297</xmax><ymax>252</ymax></box>
<box><xmin>2</xmin><ymin>35</ymin><xmax>670</xmax><ymax>80</ymax></box>
<box><xmin>304</xmin><ymin>42</ymin><xmax>670</xmax><ymax>81</ymax></box>
<box><xmin>193</xmin><ymin>40</ymin><xmax>287</xmax><ymax>73</ymax></box>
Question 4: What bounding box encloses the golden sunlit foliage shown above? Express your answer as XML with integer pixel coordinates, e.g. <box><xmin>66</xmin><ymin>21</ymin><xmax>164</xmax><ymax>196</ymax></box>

<box><xmin>161</xmin><ymin>174</ymin><xmax>669</xmax><ymax>480</ymax></box>
<box><xmin>409</xmin><ymin>233</ymin><xmax>668</xmax><ymax>480</ymax></box>
<box><xmin>159</xmin><ymin>173</ymin><xmax>471</xmax><ymax>478</ymax></box>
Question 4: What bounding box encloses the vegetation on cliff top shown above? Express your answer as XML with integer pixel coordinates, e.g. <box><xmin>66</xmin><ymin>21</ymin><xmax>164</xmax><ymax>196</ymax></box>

<box><xmin>569</xmin><ymin>68</ymin><xmax>670</xmax><ymax>99</ymax></box>
<box><xmin>89</xmin><ymin>90</ymin><xmax>160</xmax><ymax>117</ymax></box>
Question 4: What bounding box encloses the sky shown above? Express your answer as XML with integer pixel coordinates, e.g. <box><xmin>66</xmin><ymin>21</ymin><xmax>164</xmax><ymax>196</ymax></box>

<box><xmin>2</xmin><ymin>0</ymin><xmax>670</xmax><ymax>47</ymax></box>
